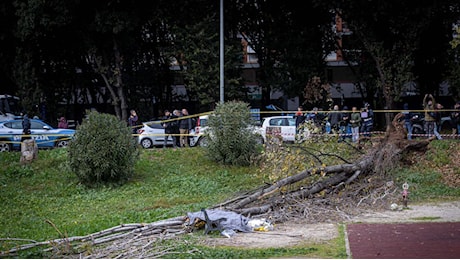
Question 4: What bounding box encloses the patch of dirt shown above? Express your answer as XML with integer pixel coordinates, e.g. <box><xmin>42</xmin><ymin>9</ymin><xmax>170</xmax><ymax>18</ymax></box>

<box><xmin>201</xmin><ymin>200</ymin><xmax>460</xmax><ymax>248</ymax></box>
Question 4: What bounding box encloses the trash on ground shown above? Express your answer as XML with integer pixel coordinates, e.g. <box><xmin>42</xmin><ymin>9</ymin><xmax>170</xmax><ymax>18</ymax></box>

<box><xmin>186</xmin><ymin>209</ymin><xmax>275</xmax><ymax>238</ymax></box>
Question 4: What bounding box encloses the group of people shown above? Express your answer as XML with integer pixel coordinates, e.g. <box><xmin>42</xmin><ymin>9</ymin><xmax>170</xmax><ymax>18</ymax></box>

<box><xmin>161</xmin><ymin>108</ymin><xmax>195</xmax><ymax>148</ymax></box>
<box><xmin>128</xmin><ymin>108</ymin><xmax>195</xmax><ymax>148</ymax></box>
<box><xmin>403</xmin><ymin>94</ymin><xmax>460</xmax><ymax>140</ymax></box>
<box><xmin>294</xmin><ymin>103</ymin><xmax>374</xmax><ymax>143</ymax></box>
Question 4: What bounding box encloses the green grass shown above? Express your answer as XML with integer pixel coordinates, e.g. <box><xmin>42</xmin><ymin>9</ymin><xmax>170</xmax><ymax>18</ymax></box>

<box><xmin>1</xmin><ymin>139</ymin><xmax>459</xmax><ymax>258</ymax></box>
<box><xmin>393</xmin><ymin>140</ymin><xmax>460</xmax><ymax>202</ymax></box>
<box><xmin>0</xmin><ymin>148</ymin><xmax>265</xmax><ymax>257</ymax></box>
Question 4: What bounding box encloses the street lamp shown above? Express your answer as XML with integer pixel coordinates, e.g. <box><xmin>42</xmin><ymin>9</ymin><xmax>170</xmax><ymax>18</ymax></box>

<box><xmin>220</xmin><ymin>0</ymin><xmax>224</xmax><ymax>103</ymax></box>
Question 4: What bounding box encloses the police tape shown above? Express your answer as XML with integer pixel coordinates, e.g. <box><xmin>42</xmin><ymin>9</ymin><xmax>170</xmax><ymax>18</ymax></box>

<box><xmin>133</xmin><ymin>131</ymin><xmax>460</xmax><ymax>139</ymax></box>
<box><xmin>130</xmin><ymin>108</ymin><xmax>459</xmax><ymax>130</ymax></box>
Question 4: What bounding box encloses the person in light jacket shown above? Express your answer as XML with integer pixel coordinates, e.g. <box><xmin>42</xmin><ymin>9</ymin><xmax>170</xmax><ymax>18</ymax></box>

<box><xmin>350</xmin><ymin>106</ymin><xmax>361</xmax><ymax>143</ymax></box>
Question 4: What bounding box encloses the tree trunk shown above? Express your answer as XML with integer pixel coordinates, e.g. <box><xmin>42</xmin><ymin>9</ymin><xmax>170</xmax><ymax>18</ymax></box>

<box><xmin>20</xmin><ymin>139</ymin><xmax>38</xmax><ymax>164</ymax></box>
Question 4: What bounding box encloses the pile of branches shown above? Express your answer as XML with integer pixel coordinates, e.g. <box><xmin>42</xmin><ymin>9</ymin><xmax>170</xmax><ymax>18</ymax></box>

<box><xmin>1</xmin><ymin>217</ymin><xmax>188</xmax><ymax>258</ymax></box>
<box><xmin>213</xmin><ymin>113</ymin><xmax>432</xmax><ymax>222</ymax></box>
<box><xmin>1</xmin><ymin>113</ymin><xmax>432</xmax><ymax>258</ymax></box>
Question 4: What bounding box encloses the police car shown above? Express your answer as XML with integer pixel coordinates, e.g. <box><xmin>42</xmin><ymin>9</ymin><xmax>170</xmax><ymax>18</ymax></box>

<box><xmin>0</xmin><ymin>119</ymin><xmax>76</xmax><ymax>152</ymax></box>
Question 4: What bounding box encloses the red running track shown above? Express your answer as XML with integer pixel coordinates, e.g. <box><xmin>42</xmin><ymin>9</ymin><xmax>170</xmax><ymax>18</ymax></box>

<box><xmin>347</xmin><ymin>222</ymin><xmax>460</xmax><ymax>259</ymax></box>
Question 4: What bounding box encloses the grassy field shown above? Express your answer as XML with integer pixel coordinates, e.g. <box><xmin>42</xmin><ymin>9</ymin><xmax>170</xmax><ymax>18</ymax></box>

<box><xmin>1</xmin><ymin>139</ymin><xmax>459</xmax><ymax>258</ymax></box>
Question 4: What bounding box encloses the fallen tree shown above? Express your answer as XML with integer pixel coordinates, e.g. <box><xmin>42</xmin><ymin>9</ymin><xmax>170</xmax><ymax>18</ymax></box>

<box><xmin>214</xmin><ymin>113</ymin><xmax>433</xmax><ymax>221</ymax></box>
<box><xmin>0</xmin><ymin>113</ymin><xmax>434</xmax><ymax>258</ymax></box>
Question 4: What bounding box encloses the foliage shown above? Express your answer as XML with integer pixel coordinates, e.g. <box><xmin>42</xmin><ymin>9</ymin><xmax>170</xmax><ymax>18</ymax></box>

<box><xmin>259</xmin><ymin>136</ymin><xmax>360</xmax><ymax>184</ymax></box>
<box><xmin>233</xmin><ymin>1</ymin><xmax>333</xmax><ymax>103</ymax></box>
<box><xmin>170</xmin><ymin>16</ymin><xmax>246</xmax><ymax>110</ymax></box>
<box><xmin>446</xmin><ymin>25</ymin><xmax>460</xmax><ymax>100</ymax></box>
<box><xmin>67</xmin><ymin>111</ymin><xmax>139</xmax><ymax>187</ymax></box>
<box><xmin>302</xmin><ymin>76</ymin><xmax>333</xmax><ymax>109</ymax></box>
<box><xmin>204</xmin><ymin>101</ymin><xmax>262</xmax><ymax>166</ymax></box>
<box><xmin>313</xmin><ymin>0</ymin><xmax>460</xmax><ymax>112</ymax></box>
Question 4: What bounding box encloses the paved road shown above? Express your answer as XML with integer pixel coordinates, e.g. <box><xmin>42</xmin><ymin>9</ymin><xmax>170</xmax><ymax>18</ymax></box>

<box><xmin>346</xmin><ymin>222</ymin><xmax>460</xmax><ymax>259</ymax></box>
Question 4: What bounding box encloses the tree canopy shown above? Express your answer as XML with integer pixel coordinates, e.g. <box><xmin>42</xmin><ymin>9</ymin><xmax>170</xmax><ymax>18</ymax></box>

<box><xmin>0</xmin><ymin>0</ymin><xmax>459</xmax><ymax>123</ymax></box>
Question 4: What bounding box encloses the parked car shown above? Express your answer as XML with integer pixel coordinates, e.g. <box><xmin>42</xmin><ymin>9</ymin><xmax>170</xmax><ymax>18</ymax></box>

<box><xmin>191</xmin><ymin>114</ymin><xmax>264</xmax><ymax>147</ymax></box>
<box><xmin>0</xmin><ymin>119</ymin><xmax>76</xmax><ymax>152</ymax></box>
<box><xmin>258</xmin><ymin>115</ymin><xmax>312</xmax><ymax>143</ymax></box>
<box><xmin>190</xmin><ymin>115</ymin><xmax>209</xmax><ymax>147</ymax></box>
<box><xmin>137</xmin><ymin>121</ymin><xmax>174</xmax><ymax>148</ymax></box>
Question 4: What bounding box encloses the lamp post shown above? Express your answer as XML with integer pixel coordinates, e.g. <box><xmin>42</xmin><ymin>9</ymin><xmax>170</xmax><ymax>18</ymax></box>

<box><xmin>219</xmin><ymin>0</ymin><xmax>224</xmax><ymax>103</ymax></box>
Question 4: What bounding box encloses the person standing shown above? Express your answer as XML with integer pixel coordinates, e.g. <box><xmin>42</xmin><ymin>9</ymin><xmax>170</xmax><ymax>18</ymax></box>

<box><xmin>179</xmin><ymin>108</ymin><xmax>192</xmax><ymax>147</ymax></box>
<box><xmin>162</xmin><ymin>110</ymin><xmax>177</xmax><ymax>148</ymax></box>
<box><xmin>451</xmin><ymin>102</ymin><xmax>460</xmax><ymax>138</ymax></box>
<box><xmin>22</xmin><ymin>113</ymin><xmax>31</xmax><ymax>142</ymax></box>
<box><xmin>339</xmin><ymin>106</ymin><xmax>350</xmax><ymax>142</ymax></box>
<box><xmin>58</xmin><ymin>116</ymin><xmax>68</xmax><ymax>129</ymax></box>
<box><xmin>294</xmin><ymin>106</ymin><xmax>306</xmax><ymax>134</ymax></box>
<box><xmin>172</xmin><ymin>109</ymin><xmax>181</xmax><ymax>147</ymax></box>
<box><xmin>128</xmin><ymin>109</ymin><xmax>139</xmax><ymax>134</ymax></box>
<box><xmin>423</xmin><ymin>94</ymin><xmax>436</xmax><ymax>139</ymax></box>
<box><xmin>433</xmin><ymin>103</ymin><xmax>443</xmax><ymax>140</ymax></box>
<box><xmin>402</xmin><ymin>103</ymin><xmax>413</xmax><ymax>140</ymax></box>
<box><xmin>350</xmin><ymin>106</ymin><xmax>361</xmax><ymax>143</ymax></box>
<box><xmin>360</xmin><ymin>103</ymin><xmax>373</xmax><ymax>137</ymax></box>
<box><xmin>329</xmin><ymin>105</ymin><xmax>341</xmax><ymax>134</ymax></box>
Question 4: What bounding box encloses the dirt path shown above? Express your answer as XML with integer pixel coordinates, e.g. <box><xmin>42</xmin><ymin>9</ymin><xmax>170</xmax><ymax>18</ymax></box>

<box><xmin>202</xmin><ymin>200</ymin><xmax>460</xmax><ymax>249</ymax></box>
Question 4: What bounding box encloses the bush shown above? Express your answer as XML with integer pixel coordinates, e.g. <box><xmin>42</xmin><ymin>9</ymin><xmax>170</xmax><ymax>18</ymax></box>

<box><xmin>68</xmin><ymin>111</ymin><xmax>139</xmax><ymax>187</ymax></box>
<box><xmin>204</xmin><ymin>101</ymin><xmax>261</xmax><ymax>166</ymax></box>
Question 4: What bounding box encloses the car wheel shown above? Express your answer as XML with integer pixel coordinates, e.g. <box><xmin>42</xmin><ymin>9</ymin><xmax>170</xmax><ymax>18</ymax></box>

<box><xmin>197</xmin><ymin>136</ymin><xmax>208</xmax><ymax>147</ymax></box>
<box><xmin>55</xmin><ymin>139</ymin><xmax>69</xmax><ymax>148</ymax></box>
<box><xmin>0</xmin><ymin>141</ymin><xmax>11</xmax><ymax>152</ymax></box>
<box><xmin>140</xmin><ymin>138</ymin><xmax>153</xmax><ymax>149</ymax></box>
<box><xmin>255</xmin><ymin>135</ymin><xmax>264</xmax><ymax>145</ymax></box>
<box><xmin>188</xmin><ymin>136</ymin><xmax>196</xmax><ymax>147</ymax></box>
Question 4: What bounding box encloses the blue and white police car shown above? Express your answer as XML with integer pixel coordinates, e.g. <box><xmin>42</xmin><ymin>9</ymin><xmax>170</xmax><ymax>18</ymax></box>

<box><xmin>0</xmin><ymin>119</ymin><xmax>76</xmax><ymax>152</ymax></box>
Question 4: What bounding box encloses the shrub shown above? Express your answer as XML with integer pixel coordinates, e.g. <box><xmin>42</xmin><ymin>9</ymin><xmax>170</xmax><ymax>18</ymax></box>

<box><xmin>204</xmin><ymin>101</ymin><xmax>261</xmax><ymax>166</ymax></box>
<box><xmin>68</xmin><ymin>111</ymin><xmax>139</xmax><ymax>187</ymax></box>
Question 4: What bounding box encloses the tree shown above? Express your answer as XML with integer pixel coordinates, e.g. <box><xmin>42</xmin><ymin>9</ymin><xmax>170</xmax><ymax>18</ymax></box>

<box><xmin>316</xmin><ymin>0</ymin><xmax>460</xmax><ymax>115</ymax></box>
<box><xmin>230</xmin><ymin>1</ymin><xmax>333</xmax><ymax>109</ymax></box>
<box><xmin>169</xmin><ymin>14</ymin><xmax>246</xmax><ymax>111</ymax></box>
<box><xmin>445</xmin><ymin>22</ymin><xmax>460</xmax><ymax>100</ymax></box>
<box><xmin>68</xmin><ymin>111</ymin><xmax>139</xmax><ymax>187</ymax></box>
<box><xmin>204</xmin><ymin>100</ymin><xmax>261</xmax><ymax>166</ymax></box>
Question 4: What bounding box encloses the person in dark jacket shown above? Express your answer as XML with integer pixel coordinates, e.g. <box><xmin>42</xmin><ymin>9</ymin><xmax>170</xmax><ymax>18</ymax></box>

<box><xmin>423</xmin><ymin>94</ymin><xmax>436</xmax><ymax>139</ymax></box>
<box><xmin>338</xmin><ymin>106</ymin><xmax>350</xmax><ymax>142</ymax></box>
<box><xmin>329</xmin><ymin>104</ymin><xmax>341</xmax><ymax>133</ymax></box>
<box><xmin>172</xmin><ymin>109</ymin><xmax>181</xmax><ymax>147</ymax></box>
<box><xmin>22</xmin><ymin>113</ymin><xmax>31</xmax><ymax>142</ymax></box>
<box><xmin>360</xmin><ymin>103</ymin><xmax>374</xmax><ymax>137</ymax></box>
<box><xmin>451</xmin><ymin>102</ymin><xmax>460</xmax><ymax>138</ymax></box>
<box><xmin>402</xmin><ymin>103</ymin><xmax>413</xmax><ymax>140</ymax></box>
<box><xmin>128</xmin><ymin>109</ymin><xmax>139</xmax><ymax>134</ymax></box>
<box><xmin>162</xmin><ymin>110</ymin><xmax>177</xmax><ymax>148</ymax></box>
<box><xmin>294</xmin><ymin>106</ymin><xmax>306</xmax><ymax>134</ymax></box>
<box><xmin>179</xmin><ymin>108</ymin><xmax>193</xmax><ymax>147</ymax></box>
